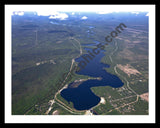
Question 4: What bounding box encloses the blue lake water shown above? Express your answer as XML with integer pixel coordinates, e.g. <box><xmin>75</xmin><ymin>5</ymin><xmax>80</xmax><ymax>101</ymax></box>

<box><xmin>60</xmin><ymin>41</ymin><xmax>124</xmax><ymax>110</ymax></box>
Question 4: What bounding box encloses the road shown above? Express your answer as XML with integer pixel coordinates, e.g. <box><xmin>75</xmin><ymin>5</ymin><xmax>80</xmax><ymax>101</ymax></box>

<box><xmin>109</xmin><ymin>39</ymin><xmax>118</xmax><ymax>63</ymax></box>
<box><xmin>45</xmin><ymin>37</ymin><xmax>84</xmax><ymax>115</ymax></box>
<box><xmin>115</xmin><ymin>95</ymin><xmax>139</xmax><ymax>111</ymax></box>
<box><xmin>114</xmin><ymin>65</ymin><xmax>138</xmax><ymax>96</ymax></box>
<box><xmin>46</xmin><ymin>38</ymin><xmax>140</xmax><ymax>115</ymax></box>
<box><xmin>108</xmin><ymin>39</ymin><xmax>138</xmax><ymax>96</ymax></box>
<box><xmin>106</xmin><ymin>39</ymin><xmax>140</xmax><ymax>113</ymax></box>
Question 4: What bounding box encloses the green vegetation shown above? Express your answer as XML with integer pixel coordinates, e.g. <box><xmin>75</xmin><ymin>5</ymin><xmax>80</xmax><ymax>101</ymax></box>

<box><xmin>12</xmin><ymin>12</ymin><xmax>148</xmax><ymax>115</ymax></box>
<box><xmin>91</xmin><ymin>25</ymin><xmax>148</xmax><ymax>115</ymax></box>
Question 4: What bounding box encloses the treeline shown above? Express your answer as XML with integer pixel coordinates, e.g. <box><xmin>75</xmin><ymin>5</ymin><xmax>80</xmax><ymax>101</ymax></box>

<box><xmin>13</xmin><ymin>48</ymin><xmax>71</xmax><ymax>62</ymax></box>
<box><xmin>12</xmin><ymin>61</ymin><xmax>71</xmax><ymax>115</ymax></box>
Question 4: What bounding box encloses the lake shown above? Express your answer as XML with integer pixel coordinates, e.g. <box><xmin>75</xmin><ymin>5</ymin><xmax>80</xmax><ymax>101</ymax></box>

<box><xmin>60</xmin><ymin>41</ymin><xmax>124</xmax><ymax>110</ymax></box>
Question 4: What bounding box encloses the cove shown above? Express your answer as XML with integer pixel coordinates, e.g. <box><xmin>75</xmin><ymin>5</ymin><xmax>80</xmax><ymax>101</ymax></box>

<box><xmin>60</xmin><ymin>41</ymin><xmax>124</xmax><ymax>111</ymax></box>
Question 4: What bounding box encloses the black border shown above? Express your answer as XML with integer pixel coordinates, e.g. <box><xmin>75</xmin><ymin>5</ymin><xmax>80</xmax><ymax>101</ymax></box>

<box><xmin>2</xmin><ymin>1</ymin><xmax>159</xmax><ymax>127</ymax></box>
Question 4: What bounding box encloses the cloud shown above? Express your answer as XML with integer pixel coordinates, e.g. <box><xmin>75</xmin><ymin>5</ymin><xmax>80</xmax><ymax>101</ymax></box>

<box><xmin>37</xmin><ymin>11</ymin><xmax>68</xmax><ymax>20</ymax></box>
<box><xmin>49</xmin><ymin>15</ymin><xmax>55</xmax><ymax>19</ymax></box>
<box><xmin>49</xmin><ymin>12</ymin><xmax>68</xmax><ymax>20</ymax></box>
<box><xmin>81</xmin><ymin>16</ymin><xmax>88</xmax><ymax>20</ymax></box>
<box><xmin>37</xmin><ymin>10</ymin><xmax>57</xmax><ymax>16</ymax></box>
<box><xmin>145</xmin><ymin>13</ymin><xmax>149</xmax><ymax>16</ymax></box>
<box><xmin>131</xmin><ymin>11</ymin><xmax>139</xmax><ymax>14</ymax></box>
<box><xmin>97</xmin><ymin>11</ymin><xmax>114</xmax><ymax>14</ymax></box>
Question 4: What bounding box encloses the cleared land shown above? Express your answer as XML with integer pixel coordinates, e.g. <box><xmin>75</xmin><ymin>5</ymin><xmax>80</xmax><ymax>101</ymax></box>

<box><xmin>117</xmin><ymin>64</ymin><xmax>141</xmax><ymax>77</ymax></box>
<box><xmin>140</xmin><ymin>92</ymin><xmax>149</xmax><ymax>102</ymax></box>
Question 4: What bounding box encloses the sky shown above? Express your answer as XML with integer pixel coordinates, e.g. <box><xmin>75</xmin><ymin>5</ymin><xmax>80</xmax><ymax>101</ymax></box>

<box><xmin>7</xmin><ymin>5</ymin><xmax>152</xmax><ymax>14</ymax></box>
<box><xmin>8</xmin><ymin>5</ymin><xmax>152</xmax><ymax>20</ymax></box>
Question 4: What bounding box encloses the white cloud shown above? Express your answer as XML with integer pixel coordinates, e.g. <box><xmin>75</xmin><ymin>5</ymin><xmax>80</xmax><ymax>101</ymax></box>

<box><xmin>131</xmin><ymin>11</ymin><xmax>139</xmax><ymax>14</ymax></box>
<box><xmin>81</xmin><ymin>16</ymin><xmax>87</xmax><ymax>20</ymax></box>
<box><xmin>146</xmin><ymin>13</ymin><xmax>149</xmax><ymax>16</ymax></box>
<box><xmin>49</xmin><ymin>15</ymin><xmax>54</xmax><ymax>19</ymax></box>
<box><xmin>37</xmin><ymin>11</ymin><xmax>57</xmax><ymax>16</ymax></box>
<box><xmin>97</xmin><ymin>11</ymin><xmax>114</xmax><ymax>14</ymax></box>
<box><xmin>49</xmin><ymin>12</ymin><xmax>68</xmax><ymax>20</ymax></box>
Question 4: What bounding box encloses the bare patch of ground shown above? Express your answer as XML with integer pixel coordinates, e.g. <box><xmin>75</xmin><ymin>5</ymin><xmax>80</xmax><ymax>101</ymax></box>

<box><xmin>52</xmin><ymin>110</ymin><xmax>59</xmax><ymax>115</ymax></box>
<box><xmin>133</xmin><ymin>41</ymin><xmax>142</xmax><ymax>43</ymax></box>
<box><xmin>117</xmin><ymin>64</ymin><xmax>141</xmax><ymax>77</ymax></box>
<box><xmin>140</xmin><ymin>92</ymin><xmax>149</xmax><ymax>102</ymax></box>
<box><xmin>85</xmin><ymin>110</ymin><xmax>93</xmax><ymax>115</ymax></box>
<box><xmin>100</xmin><ymin>97</ymin><xmax>106</xmax><ymax>104</ymax></box>
<box><xmin>56</xmin><ymin>40</ymin><xmax>63</xmax><ymax>44</ymax></box>
<box><xmin>36</xmin><ymin>59</ymin><xmax>56</xmax><ymax>66</ymax></box>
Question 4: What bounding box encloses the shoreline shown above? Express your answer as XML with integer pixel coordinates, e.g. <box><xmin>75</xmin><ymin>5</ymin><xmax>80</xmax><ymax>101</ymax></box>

<box><xmin>69</xmin><ymin>77</ymin><xmax>102</xmax><ymax>88</ymax></box>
